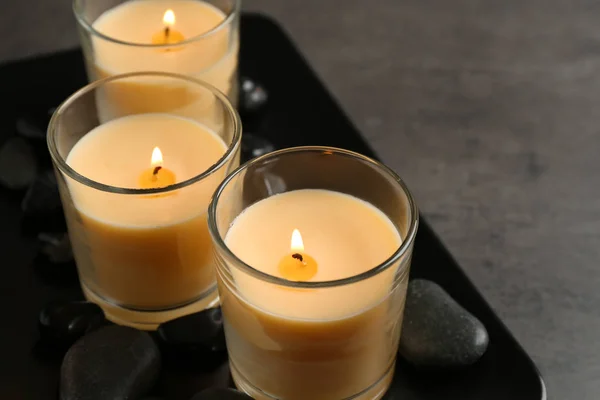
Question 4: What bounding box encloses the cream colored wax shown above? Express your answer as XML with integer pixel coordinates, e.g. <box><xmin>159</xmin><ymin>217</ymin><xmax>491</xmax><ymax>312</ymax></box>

<box><xmin>88</xmin><ymin>0</ymin><xmax>238</xmax><ymax>121</ymax></box>
<box><xmin>65</xmin><ymin>113</ymin><xmax>230</xmax><ymax>327</ymax></box>
<box><xmin>221</xmin><ymin>189</ymin><xmax>406</xmax><ymax>400</ymax></box>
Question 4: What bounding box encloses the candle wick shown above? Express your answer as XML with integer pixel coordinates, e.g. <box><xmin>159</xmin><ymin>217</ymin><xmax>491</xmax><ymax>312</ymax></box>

<box><xmin>164</xmin><ymin>26</ymin><xmax>170</xmax><ymax>38</ymax></box>
<box><xmin>292</xmin><ymin>253</ymin><xmax>304</xmax><ymax>263</ymax></box>
<box><xmin>153</xmin><ymin>166</ymin><xmax>162</xmax><ymax>176</ymax></box>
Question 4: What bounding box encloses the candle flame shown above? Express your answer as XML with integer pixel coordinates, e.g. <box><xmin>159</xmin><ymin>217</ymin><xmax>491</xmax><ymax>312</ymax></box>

<box><xmin>151</xmin><ymin>147</ymin><xmax>163</xmax><ymax>167</ymax></box>
<box><xmin>163</xmin><ymin>9</ymin><xmax>176</xmax><ymax>27</ymax></box>
<box><xmin>291</xmin><ymin>229</ymin><xmax>304</xmax><ymax>252</ymax></box>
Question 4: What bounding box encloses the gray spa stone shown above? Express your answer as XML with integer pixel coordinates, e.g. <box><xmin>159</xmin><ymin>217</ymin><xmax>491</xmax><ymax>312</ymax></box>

<box><xmin>190</xmin><ymin>388</ymin><xmax>252</xmax><ymax>400</ymax></box>
<box><xmin>39</xmin><ymin>301</ymin><xmax>105</xmax><ymax>348</ymax></box>
<box><xmin>399</xmin><ymin>279</ymin><xmax>489</xmax><ymax>368</ymax></box>
<box><xmin>0</xmin><ymin>137</ymin><xmax>36</xmax><ymax>190</ymax></box>
<box><xmin>60</xmin><ymin>325</ymin><xmax>161</xmax><ymax>400</ymax></box>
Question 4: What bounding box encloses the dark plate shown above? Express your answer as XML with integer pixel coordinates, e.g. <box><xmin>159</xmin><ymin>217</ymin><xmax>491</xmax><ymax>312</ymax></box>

<box><xmin>0</xmin><ymin>13</ymin><xmax>545</xmax><ymax>400</ymax></box>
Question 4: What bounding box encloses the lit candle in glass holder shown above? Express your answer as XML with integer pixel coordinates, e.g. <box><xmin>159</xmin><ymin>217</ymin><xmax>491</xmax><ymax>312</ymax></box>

<box><xmin>209</xmin><ymin>147</ymin><xmax>419</xmax><ymax>400</ymax></box>
<box><xmin>48</xmin><ymin>73</ymin><xmax>241</xmax><ymax>329</ymax></box>
<box><xmin>73</xmin><ymin>0</ymin><xmax>241</xmax><ymax>120</ymax></box>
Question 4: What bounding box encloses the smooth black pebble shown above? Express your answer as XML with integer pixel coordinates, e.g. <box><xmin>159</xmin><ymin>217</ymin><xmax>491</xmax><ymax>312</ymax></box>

<box><xmin>39</xmin><ymin>301</ymin><xmax>105</xmax><ymax>347</ymax></box>
<box><xmin>399</xmin><ymin>279</ymin><xmax>489</xmax><ymax>368</ymax></box>
<box><xmin>239</xmin><ymin>77</ymin><xmax>268</xmax><ymax>114</ymax></box>
<box><xmin>60</xmin><ymin>325</ymin><xmax>161</xmax><ymax>400</ymax></box>
<box><xmin>32</xmin><ymin>235</ymin><xmax>78</xmax><ymax>287</ymax></box>
<box><xmin>22</xmin><ymin>170</ymin><xmax>61</xmax><ymax>214</ymax></box>
<box><xmin>15</xmin><ymin>108</ymin><xmax>55</xmax><ymax>140</ymax></box>
<box><xmin>156</xmin><ymin>360</ymin><xmax>231</xmax><ymax>399</ymax></box>
<box><xmin>158</xmin><ymin>307</ymin><xmax>226</xmax><ymax>354</ymax></box>
<box><xmin>241</xmin><ymin>133</ymin><xmax>276</xmax><ymax>162</ymax></box>
<box><xmin>38</xmin><ymin>232</ymin><xmax>73</xmax><ymax>264</ymax></box>
<box><xmin>190</xmin><ymin>388</ymin><xmax>251</xmax><ymax>400</ymax></box>
<box><xmin>0</xmin><ymin>137</ymin><xmax>37</xmax><ymax>190</ymax></box>
<box><xmin>21</xmin><ymin>170</ymin><xmax>65</xmax><ymax>233</ymax></box>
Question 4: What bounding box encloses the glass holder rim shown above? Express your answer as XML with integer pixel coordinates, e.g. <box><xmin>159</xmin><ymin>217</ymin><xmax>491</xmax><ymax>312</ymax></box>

<box><xmin>47</xmin><ymin>70</ymin><xmax>242</xmax><ymax>195</ymax></box>
<box><xmin>208</xmin><ymin>145</ymin><xmax>420</xmax><ymax>290</ymax></box>
<box><xmin>72</xmin><ymin>0</ymin><xmax>242</xmax><ymax>49</ymax></box>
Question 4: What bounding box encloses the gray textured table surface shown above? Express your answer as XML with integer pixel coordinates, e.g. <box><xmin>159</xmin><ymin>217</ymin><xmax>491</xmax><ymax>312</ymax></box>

<box><xmin>3</xmin><ymin>0</ymin><xmax>596</xmax><ymax>398</ymax></box>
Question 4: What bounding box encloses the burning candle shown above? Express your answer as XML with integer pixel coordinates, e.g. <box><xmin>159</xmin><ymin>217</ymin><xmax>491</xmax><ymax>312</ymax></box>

<box><xmin>219</xmin><ymin>189</ymin><xmax>405</xmax><ymax>399</ymax></box>
<box><xmin>64</xmin><ymin>113</ymin><xmax>230</xmax><ymax>327</ymax></box>
<box><xmin>209</xmin><ymin>147</ymin><xmax>418</xmax><ymax>399</ymax></box>
<box><xmin>74</xmin><ymin>0</ymin><xmax>240</xmax><ymax>120</ymax></box>
<box><xmin>48</xmin><ymin>73</ymin><xmax>240</xmax><ymax>329</ymax></box>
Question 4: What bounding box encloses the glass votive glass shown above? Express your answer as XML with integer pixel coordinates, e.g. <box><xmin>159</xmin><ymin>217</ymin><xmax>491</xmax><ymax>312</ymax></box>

<box><xmin>208</xmin><ymin>147</ymin><xmax>419</xmax><ymax>400</ymax></box>
<box><xmin>48</xmin><ymin>72</ymin><xmax>241</xmax><ymax>329</ymax></box>
<box><xmin>73</xmin><ymin>0</ymin><xmax>240</xmax><ymax>106</ymax></box>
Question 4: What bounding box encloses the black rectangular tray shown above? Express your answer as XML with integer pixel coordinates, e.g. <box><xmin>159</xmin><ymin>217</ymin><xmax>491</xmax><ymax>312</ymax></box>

<box><xmin>0</xmin><ymin>13</ymin><xmax>545</xmax><ymax>400</ymax></box>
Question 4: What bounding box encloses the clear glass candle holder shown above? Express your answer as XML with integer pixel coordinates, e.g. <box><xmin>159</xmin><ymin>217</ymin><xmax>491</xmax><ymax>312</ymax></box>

<box><xmin>73</xmin><ymin>0</ymin><xmax>240</xmax><ymax>105</ymax></box>
<box><xmin>208</xmin><ymin>147</ymin><xmax>419</xmax><ymax>400</ymax></box>
<box><xmin>48</xmin><ymin>72</ymin><xmax>241</xmax><ymax>329</ymax></box>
